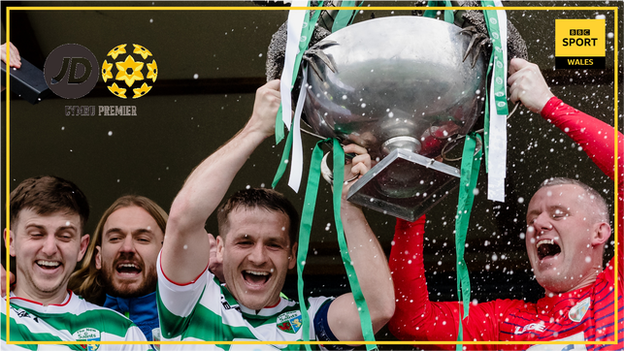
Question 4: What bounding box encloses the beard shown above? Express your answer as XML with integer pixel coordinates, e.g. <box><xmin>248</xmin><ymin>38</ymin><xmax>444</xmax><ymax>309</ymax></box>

<box><xmin>100</xmin><ymin>254</ymin><xmax>158</xmax><ymax>299</ymax></box>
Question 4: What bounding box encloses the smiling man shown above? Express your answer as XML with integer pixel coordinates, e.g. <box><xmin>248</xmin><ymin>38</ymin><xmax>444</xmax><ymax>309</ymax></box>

<box><xmin>70</xmin><ymin>195</ymin><xmax>168</xmax><ymax>344</ymax></box>
<box><xmin>387</xmin><ymin>59</ymin><xmax>623</xmax><ymax>350</ymax></box>
<box><xmin>157</xmin><ymin>79</ymin><xmax>394</xmax><ymax>349</ymax></box>
<box><xmin>2</xmin><ymin>176</ymin><xmax>149</xmax><ymax>350</ymax></box>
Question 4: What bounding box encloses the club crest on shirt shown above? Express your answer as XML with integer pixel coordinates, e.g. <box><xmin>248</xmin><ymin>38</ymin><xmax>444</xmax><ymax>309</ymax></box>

<box><xmin>73</xmin><ymin>327</ymin><xmax>101</xmax><ymax>351</ymax></box>
<box><xmin>276</xmin><ymin>310</ymin><xmax>303</xmax><ymax>334</ymax></box>
<box><xmin>514</xmin><ymin>322</ymin><xmax>546</xmax><ymax>335</ymax></box>
<box><xmin>568</xmin><ymin>297</ymin><xmax>591</xmax><ymax>323</ymax></box>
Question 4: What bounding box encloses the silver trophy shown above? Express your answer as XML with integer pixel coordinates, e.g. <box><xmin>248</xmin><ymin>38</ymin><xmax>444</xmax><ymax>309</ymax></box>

<box><xmin>302</xmin><ymin>16</ymin><xmax>487</xmax><ymax>221</ymax></box>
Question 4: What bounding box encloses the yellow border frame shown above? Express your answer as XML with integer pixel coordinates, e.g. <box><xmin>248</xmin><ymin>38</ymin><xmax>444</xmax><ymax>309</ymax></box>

<box><xmin>3</xmin><ymin>4</ymin><xmax>620</xmax><ymax>348</ymax></box>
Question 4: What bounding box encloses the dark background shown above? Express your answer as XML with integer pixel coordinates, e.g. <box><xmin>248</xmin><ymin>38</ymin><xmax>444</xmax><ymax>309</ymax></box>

<box><xmin>1</xmin><ymin>1</ymin><xmax>621</xmax><ymax>348</ymax></box>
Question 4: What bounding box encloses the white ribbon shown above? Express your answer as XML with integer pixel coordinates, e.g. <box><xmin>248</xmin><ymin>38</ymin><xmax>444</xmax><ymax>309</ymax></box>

<box><xmin>288</xmin><ymin>68</ymin><xmax>308</xmax><ymax>192</ymax></box>
<box><xmin>486</xmin><ymin>0</ymin><xmax>508</xmax><ymax>203</ymax></box>
<box><xmin>280</xmin><ymin>1</ymin><xmax>307</xmax><ymax>131</ymax></box>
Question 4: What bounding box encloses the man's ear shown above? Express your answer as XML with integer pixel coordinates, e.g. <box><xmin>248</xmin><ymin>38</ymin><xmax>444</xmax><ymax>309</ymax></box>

<box><xmin>5</xmin><ymin>229</ymin><xmax>16</xmax><ymax>258</ymax></box>
<box><xmin>288</xmin><ymin>242</ymin><xmax>298</xmax><ymax>270</ymax></box>
<box><xmin>591</xmin><ymin>222</ymin><xmax>611</xmax><ymax>247</ymax></box>
<box><xmin>216</xmin><ymin>235</ymin><xmax>224</xmax><ymax>261</ymax></box>
<box><xmin>95</xmin><ymin>245</ymin><xmax>102</xmax><ymax>270</ymax></box>
<box><xmin>78</xmin><ymin>234</ymin><xmax>90</xmax><ymax>262</ymax></box>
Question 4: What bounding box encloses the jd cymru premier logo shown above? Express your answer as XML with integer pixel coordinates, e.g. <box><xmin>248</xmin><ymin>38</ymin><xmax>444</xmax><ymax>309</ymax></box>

<box><xmin>44</xmin><ymin>43</ymin><xmax>157</xmax><ymax>100</ymax></box>
<box><xmin>102</xmin><ymin>43</ymin><xmax>158</xmax><ymax>99</ymax></box>
<box><xmin>44</xmin><ymin>43</ymin><xmax>157</xmax><ymax>117</ymax></box>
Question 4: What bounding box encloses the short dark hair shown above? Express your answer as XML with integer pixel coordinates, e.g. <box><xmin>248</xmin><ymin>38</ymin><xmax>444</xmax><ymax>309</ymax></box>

<box><xmin>10</xmin><ymin>176</ymin><xmax>90</xmax><ymax>232</ymax></box>
<box><xmin>217</xmin><ymin>188</ymin><xmax>299</xmax><ymax>246</ymax></box>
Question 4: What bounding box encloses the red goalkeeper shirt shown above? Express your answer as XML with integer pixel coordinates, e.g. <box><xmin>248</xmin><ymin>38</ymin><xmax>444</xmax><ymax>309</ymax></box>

<box><xmin>388</xmin><ymin>97</ymin><xmax>623</xmax><ymax>350</ymax></box>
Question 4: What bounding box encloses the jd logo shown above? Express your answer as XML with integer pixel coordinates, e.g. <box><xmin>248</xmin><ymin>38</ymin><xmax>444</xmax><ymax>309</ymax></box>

<box><xmin>44</xmin><ymin>43</ymin><xmax>99</xmax><ymax>99</ymax></box>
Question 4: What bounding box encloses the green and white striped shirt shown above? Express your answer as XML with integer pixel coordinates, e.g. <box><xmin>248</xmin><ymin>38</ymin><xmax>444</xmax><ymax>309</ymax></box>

<box><xmin>2</xmin><ymin>291</ymin><xmax>149</xmax><ymax>351</ymax></box>
<box><xmin>156</xmin><ymin>254</ymin><xmax>333</xmax><ymax>350</ymax></box>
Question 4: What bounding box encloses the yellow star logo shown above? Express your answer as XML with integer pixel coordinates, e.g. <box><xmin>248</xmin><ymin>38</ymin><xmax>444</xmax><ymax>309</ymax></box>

<box><xmin>146</xmin><ymin>60</ymin><xmax>158</xmax><ymax>83</ymax></box>
<box><xmin>115</xmin><ymin>55</ymin><xmax>144</xmax><ymax>87</ymax></box>
<box><xmin>101</xmin><ymin>60</ymin><xmax>113</xmax><ymax>82</ymax></box>
<box><xmin>107</xmin><ymin>44</ymin><xmax>127</xmax><ymax>60</ymax></box>
<box><xmin>133</xmin><ymin>44</ymin><xmax>153</xmax><ymax>60</ymax></box>
<box><xmin>108</xmin><ymin>83</ymin><xmax>127</xmax><ymax>99</ymax></box>
<box><xmin>133</xmin><ymin>82</ymin><xmax>152</xmax><ymax>99</ymax></box>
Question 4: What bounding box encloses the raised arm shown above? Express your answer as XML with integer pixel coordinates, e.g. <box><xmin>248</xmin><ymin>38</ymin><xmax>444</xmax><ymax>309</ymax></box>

<box><xmin>161</xmin><ymin>80</ymin><xmax>281</xmax><ymax>283</ymax></box>
<box><xmin>388</xmin><ymin>216</ymin><xmax>465</xmax><ymax>347</ymax></box>
<box><xmin>326</xmin><ymin>144</ymin><xmax>395</xmax><ymax>342</ymax></box>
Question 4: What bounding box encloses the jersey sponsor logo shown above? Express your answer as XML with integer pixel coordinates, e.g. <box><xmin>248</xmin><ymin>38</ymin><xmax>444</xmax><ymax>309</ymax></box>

<box><xmin>568</xmin><ymin>297</ymin><xmax>590</xmax><ymax>323</ymax></box>
<box><xmin>73</xmin><ymin>328</ymin><xmax>101</xmax><ymax>351</ymax></box>
<box><xmin>514</xmin><ymin>322</ymin><xmax>546</xmax><ymax>335</ymax></box>
<box><xmin>10</xmin><ymin>306</ymin><xmax>40</xmax><ymax>323</ymax></box>
<box><xmin>221</xmin><ymin>295</ymin><xmax>241</xmax><ymax>312</ymax></box>
<box><xmin>276</xmin><ymin>310</ymin><xmax>303</xmax><ymax>334</ymax></box>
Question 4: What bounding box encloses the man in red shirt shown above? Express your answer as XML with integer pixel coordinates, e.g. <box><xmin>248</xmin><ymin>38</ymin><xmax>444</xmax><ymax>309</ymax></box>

<box><xmin>388</xmin><ymin>58</ymin><xmax>623</xmax><ymax>350</ymax></box>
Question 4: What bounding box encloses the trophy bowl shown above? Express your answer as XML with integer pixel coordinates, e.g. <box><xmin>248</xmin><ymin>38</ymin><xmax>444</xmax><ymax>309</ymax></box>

<box><xmin>303</xmin><ymin>15</ymin><xmax>487</xmax><ymax>221</ymax></box>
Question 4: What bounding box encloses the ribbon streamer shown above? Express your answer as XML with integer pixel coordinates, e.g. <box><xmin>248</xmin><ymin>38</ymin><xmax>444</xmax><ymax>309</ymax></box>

<box><xmin>275</xmin><ymin>2</ymin><xmax>324</xmax><ymax>191</ymax></box>
<box><xmin>423</xmin><ymin>0</ymin><xmax>455</xmax><ymax>24</ymax></box>
<box><xmin>454</xmin><ymin>133</ymin><xmax>482</xmax><ymax>350</ymax></box>
<box><xmin>287</xmin><ymin>68</ymin><xmax>308</xmax><ymax>192</ymax></box>
<box><xmin>277</xmin><ymin>0</ymin><xmax>307</xmax><ymax>144</ymax></box>
<box><xmin>295</xmin><ymin>140</ymin><xmax>324</xmax><ymax>351</ymax></box>
<box><xmin>482</xmin><ymin>0</ymin><xmax>509</xmax><ymax>202</ymax></box>
<box><xmin>296</xmin><ymin>139</ymin><xmax>377</xmax><ymax>350</ymax></box>
<box><xmin>330</xmin><ymin>139</ymin><xmax>377</xmax><ymax>351</ymax></box>
<box><xmin>331</xmin><ymin>1</ymin><xmax>361</xmax><ymax>32</ymax></box>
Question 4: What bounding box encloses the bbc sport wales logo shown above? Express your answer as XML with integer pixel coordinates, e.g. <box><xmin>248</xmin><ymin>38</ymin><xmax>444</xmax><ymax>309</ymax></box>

<box><xmin>44</xmin><ymin>43</ymin><xmax>157</xmax><ymax>100</ymax></box>
<box><xmin>102</xmin><ymin>43</ymin><xmax>158</xmax><ymax>99</ymax></box>
<box><xmin>554</xmin><ymin>19</ymin><xmax>605</xmax><ymax>69</ymax></box>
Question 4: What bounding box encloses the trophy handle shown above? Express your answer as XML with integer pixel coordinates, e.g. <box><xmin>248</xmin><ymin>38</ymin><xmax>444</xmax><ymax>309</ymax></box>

<box><xmin>320</xmin><ymin>152</ymin><xmax>359</xmax><ymax>186</ymax></box>
<box><xmin>441</xmin><ymin>134</ymin><xmax>484</xmax><ymax>162</ymax></box>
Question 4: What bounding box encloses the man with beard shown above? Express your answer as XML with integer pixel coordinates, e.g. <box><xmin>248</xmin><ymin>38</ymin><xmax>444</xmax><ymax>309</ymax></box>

<box><xmin>70</xmin><ymin>195</ymin><xmax>168</xmax><ymax>343</ymax></box>
<box><xmin>387</xmin><ymin>58</ymin><xmax>623</xmax><ymax>349</ymax></box>
<box><xmin>2</xmin><ymin>176</ymin><xmax>148</xmax><ymax>349</ymax></box>
<box><xmin>70</xmin><ymin>195</ymin><xmax>225</xmax><ymax>345</ymax></box>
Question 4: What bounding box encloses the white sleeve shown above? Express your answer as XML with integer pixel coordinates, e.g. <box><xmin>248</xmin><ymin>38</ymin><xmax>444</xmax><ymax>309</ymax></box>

<box><xmin>156</xmin><ymin>251</ymin><xmax>211</xmax><ymax>339</ymax></box>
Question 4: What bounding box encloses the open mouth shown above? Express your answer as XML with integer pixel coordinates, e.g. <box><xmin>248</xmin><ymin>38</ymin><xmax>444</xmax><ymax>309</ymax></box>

<box><xmin>537</xmin><ymin>239</ymin><xmax>561</xmax><ymax>260</ymax></box>
<box><xmin>242</xmin><ymin>270</ymin><xmax>270</xmax><ymax>286</ymax></box>
<box><xmin>116</xmin><ymin>263</ymin><xmax>142</xmax><ymax>275</ymax></box>
<box><xmin>36</xmin><ymin>260</ymin><xmax>60</xmax><ymax>270</ymax></box>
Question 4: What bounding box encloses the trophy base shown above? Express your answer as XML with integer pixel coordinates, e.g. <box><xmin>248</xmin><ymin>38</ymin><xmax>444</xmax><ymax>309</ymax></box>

<box><xmin>347</xmin><ymin>149</ymin><xmax>460</xmax><ymax>222</ymax></box>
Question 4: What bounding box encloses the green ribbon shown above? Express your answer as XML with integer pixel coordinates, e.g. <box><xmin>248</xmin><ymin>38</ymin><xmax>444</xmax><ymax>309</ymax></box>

<box><xmin>331</xmin><ymin>1</ymin><xmax>362</xmax><ymax>32</ymax></box>
<box><xmin>483</xmin><ymin>53</ymin><xmax>493</xmax><ymax>172</ymax></box>
<box><xmin>275</xmin><ymin>1</ymin><xmax>324</xmax><ymax>145</ymax></box>
<box><xmin>330</xmin><ymin>139</ymin><xmax>377</xmax><ymax>351</ymax></box>
<box><xmin>481</xmin><ymin>0</ymin><xmax>509</xmax><ymax>170</ymax></box>
<box><xmin>296</xmin><ymin>139</ymin><xmax>325</xmax><ymax>351</ymax></box>
<box><xmin>482</xmin><ymin>1</ymin><xmax>508</xmax><ymax>116</ymax></box>
<box><xmin>295</xmin><ymin>139</ymin><xmax>377</xmax><ymax>350</ymax></box>
<box><xmin>423</xmin><ymin>0</ymin><xmax>455</xmax><ymax>24</ymax></box>
<box><xmin>272</xmin><ymin>125</ymin><xmax>294</xmax><ymax>189</ymax></box>
<box><xmin>454</xmin><ymin>133</ymin><xmax>482</xmax><ymax>350</ymax></box>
